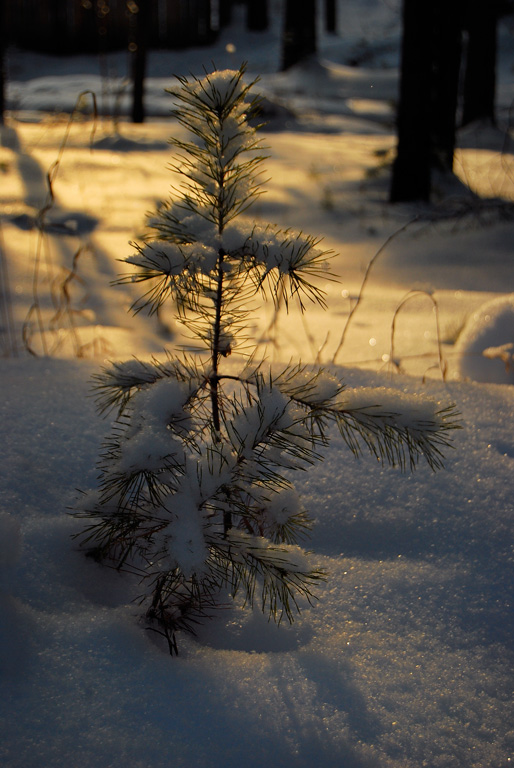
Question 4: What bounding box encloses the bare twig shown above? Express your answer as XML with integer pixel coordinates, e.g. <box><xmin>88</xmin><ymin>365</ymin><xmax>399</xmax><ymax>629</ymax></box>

<box><xmin>331</xmin><ymin>216</ymin><xmax>419</xmax><ymax>364</ymax></box>
<box><xmin>389</xmin><ymin>289</ymin><xmax>446</xmax><ymax>381</ymax></box>
<box><xmin>22</xmin><ymin>91</ymin><xmax>98</xmax><ymax>356</ymax></box>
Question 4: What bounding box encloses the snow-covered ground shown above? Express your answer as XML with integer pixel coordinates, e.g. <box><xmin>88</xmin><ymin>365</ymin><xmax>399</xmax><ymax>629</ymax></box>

<box><xmin>1</xmin><ymin>2</ymin><xmax>513</xmax><ymax>766</ymax></box>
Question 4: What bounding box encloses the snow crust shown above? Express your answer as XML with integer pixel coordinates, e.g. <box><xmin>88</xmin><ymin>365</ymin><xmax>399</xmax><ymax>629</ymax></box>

<box><xmin>0</xmin><ymin>512</ymin><xmax>22</xmax><ymax>569</ymax></box>
<box><xmin>1</xmin><ymin>359</ymin><xmax>513</xmax><ymax>768</ymax></box>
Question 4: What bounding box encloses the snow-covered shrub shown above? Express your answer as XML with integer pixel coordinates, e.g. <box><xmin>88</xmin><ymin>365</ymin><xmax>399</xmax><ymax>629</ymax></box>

<box><xmin>76</xmin><ymin>67</ymin><xmax>459</xmax><ymax>654</ymax></box>
<box><xmin>455</xmin><ymin>294</ymin><xmax>514</xmax><ymax>384</ymax></box>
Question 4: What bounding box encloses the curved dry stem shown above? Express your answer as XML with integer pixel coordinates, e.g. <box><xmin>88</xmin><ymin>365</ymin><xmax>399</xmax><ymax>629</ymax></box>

<box><xmin>331</xmin><ymin>216</ymin><xmax>419</xmax><ymax>364</ymax></box>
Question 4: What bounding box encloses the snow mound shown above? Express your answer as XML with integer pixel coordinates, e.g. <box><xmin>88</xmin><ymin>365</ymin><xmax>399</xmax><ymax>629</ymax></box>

<box><xmin>455</xmin><ymin>294</ymin><xmax>514</xmax><ymax>384</ymax></box>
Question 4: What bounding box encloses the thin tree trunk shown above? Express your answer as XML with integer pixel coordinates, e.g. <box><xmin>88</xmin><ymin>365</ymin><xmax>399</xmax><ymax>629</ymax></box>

<box><xmin>325</xmin><ymin>0</ymin><xmax>337</xmax><ymax>33</ymax></box>
<box><xmin>131</xmin><ymin>1</ymin><xmax>152</xmax><ymax>124</ymax></box>
<box><xmin>0</xmin><ymin>0</ymin><xmax>5</xmax><ymax>126</ymax></box>
<box><xmin>246</xmin><ymin>0</ymin><xmax>269</xmax><ymax>31</ymax></box>
<box><xmin>390</xmin><ymin>0</ymin><xmax>432</xmax><ymax>202</ymax></box>
<box><xmin>0</xmin><ymin>60</ymin><xmax>4</xmax><ymax>127</ymax></box>
<box><xmin>462</xmin><ymin>0</ymin><xmax>497</xmax><ymax>125</ymax></box>
<box><xmin>281</xmin><ymin>0</ymin><xmax>317</xmax><ymax>71</ymax></box>
<box><xmin>50</xmin><ymin>0</ymin><xmax>69</xmax><ymax>53</ymax></box>
<box><xmin>219</xmin><ymin>0</ymin><xmax>233</xmax><ymax>27</ymax></box>
<box><xmin>282</xmin><ymin>0</ymin><xmax>317</xmax><ymax>70</ymax></box>
<box><xmin>430</xmin><ymin>0</ymin><xmax>463</xmax><ymax>172</ymax></box>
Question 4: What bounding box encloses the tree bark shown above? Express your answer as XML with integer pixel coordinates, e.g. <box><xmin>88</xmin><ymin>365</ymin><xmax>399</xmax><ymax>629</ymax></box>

<box><xmin>246</xmin><ymin>0</ymin><xmax>269</xmax><ymax>31</ymax></box>
<box><xmin>462</xmin><ymin>0</ymin><xmax>498</xmax><ymax>125</ymax></box>
<box><xmin>48</xmin><ymin>0</ymin><xmax>69</xmax><ymax>54</ymax></box>
<box><xmin>131</xmin><ymin>1</ymin><xmax>152</xmax><ymax>124</ymax></box>
<box><xmin>0</xmin><ymin>0</ymin><xmax>5</xmax><ymax>125</ymax></box>
<box><xmin>430</xmin><ymin>0</ymin><xmax>463</xmax><ymax>172</ymax></box>
<box><xmin>390</xmin><ymin>0</ymin><xmax>432</xmax><ymax>202</ymax></box>
<box><xmin>281</xmin><ymin>0</ymin><xmax>317</xmax><ymax>71</ymax></box>
<box><xmin>219</xmin><ymin>0</ymin><xmax>233</xmax><ymax>27</ymax></box>
<box><xmin>325</xmin><ymin>0</ymin><xmax>337</xmax><ymax>33</ymax></box>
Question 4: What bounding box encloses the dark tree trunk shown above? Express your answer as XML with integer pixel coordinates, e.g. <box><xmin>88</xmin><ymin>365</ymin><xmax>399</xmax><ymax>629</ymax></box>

<box><xmin>325</xmin><ymin>0</ymin><xmax>337</xmax><ymax>33</ymax></box>
<box><xmin>131</xmin><ymin>0</ymin><xmax>152</xmax><ymax>124</ymax></box>
<box><xmin>51</xmin><ymin>0</ymin><xmax>68</xmax><ymax>53</ymax></box>
<box><xmin>246</xmin><ymin>0</ymin><xmax>269</xmax><ymax>31</ymax></box>
<box><xmin>0</xmin><ymin>59</ymin><xmax>4</xmax><ymax>127</ymax></box>
<box><xmin>462</xmin><ymin>0</ymin><xmax>498</xmax><ymax>125</ymax></box>
<box><xmin>390</xmin><ymin>0</ymin><xmax>432</xmax><ymax>202</ymax></box>
<box><xmin>0</xmin><ymin>0</ymin><xmax>5</xmax><ymax>125</ymax></box>
<box><xmin>198</xmin><ymin>0</ymin><xmax>216</xmax><ymax>42</ymax></box>
<box><xmin>430</xmin><ymin>0</ymin><xmax>463</xmax><ymax>172</ymax></box>
<box><xmin>41</xmin><ymin>0</ymin><xmax>69</xmax><ymax>54</ymax></box>
<box><xmin>281</xmin><ymin>0</ymin><xmax>317</xmax><ymax>70</ymax></box>
<box><xmin>219</xmin><ymin>0</ymin><xmax>233</xmax><ymax>27</ymax></box>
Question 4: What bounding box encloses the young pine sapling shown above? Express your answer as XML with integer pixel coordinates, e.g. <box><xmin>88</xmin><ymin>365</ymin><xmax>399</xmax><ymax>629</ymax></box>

<box><xmin>76</xmin><ymin>67</ymin><xmax>459</xmax><ymax>654</ymax></box>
